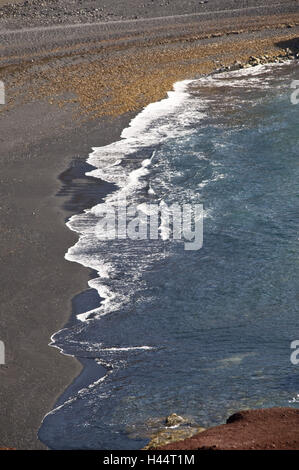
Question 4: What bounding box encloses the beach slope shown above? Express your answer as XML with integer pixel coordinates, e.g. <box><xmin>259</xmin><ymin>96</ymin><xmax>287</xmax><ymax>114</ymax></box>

<box><xmin>0</xmin><ymin>1</ymin><xmax>299</xmax><ymax>449</ymax></box>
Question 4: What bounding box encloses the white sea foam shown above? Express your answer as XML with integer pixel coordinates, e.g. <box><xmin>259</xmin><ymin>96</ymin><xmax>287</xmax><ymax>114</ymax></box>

<box><xmin>63</xmin><ymin>64</ymin><xmax>282</xmax><ymax>328</ymax></box>
<box><xmin>42</xmin><ymin>364</ymin><xmax>112</xmax><ymax>419</ymax></box>
<box><xmin>121</xmin><ymin>80</ymin><xmax>195</xmax><ymax>139</ymax></box>
<box><xmin>84</xmin><ymin>80</ymin><xmax>203</xmax><ymax>191</ymax></box>
<box><xmin>64</xmin><ymin>79</ymin><xmax>204</xmax><ymax>324</ymax></box>
<box><xmin>198</xmin><ymin>62</ymin><xmax>290</xmax><ymax>89</ymax></box>
<box><xmin>99</xmin><ymin>346</ymin><xmax>154</xmax><ymax>351</ymax></box>
<box><xmin>65</xmin><ymin>66</ymin><xmax>269</xmax><ymax>325</ymax></box>
<box><xmin>41</xmin><ymin>62</ymin><xmax>295</xmax><ymax>438</ymax></box>
<box><xmin>289</xmin><ymin>394</ymin><xmax>299</xmax><ymax>403</ymax></box>
<box><xmin>198</xmin><ymin>172</ymin><xmax>226</xmax><ymax>189</ymax></box>
<box><xmin>62</xmin><ymin>61</ymin><xmax>283</xmax><ymax>334</ymax></box>
<box><xmin>41</xmin><ymin>61</ymin><xmax>298</xmax><ymax>441</ymax></box>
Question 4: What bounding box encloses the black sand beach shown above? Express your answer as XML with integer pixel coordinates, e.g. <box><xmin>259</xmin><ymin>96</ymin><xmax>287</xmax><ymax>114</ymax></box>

<box><xmin>0</xmin><ymin>101</ymin><xmax>133</xmax><ymax>448</ymax></box>
<box><xmin>0</xmin><ymin>0</ymin><xmax>299</xmax><ymax>449</ymax></box>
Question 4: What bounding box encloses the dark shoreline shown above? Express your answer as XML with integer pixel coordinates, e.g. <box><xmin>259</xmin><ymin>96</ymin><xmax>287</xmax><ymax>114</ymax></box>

<box><xmin>0</xmin><ymin>101</ymin><xmax>137</xmax><ymax>448</ymax></box>
<box><xmin>39</xmin><ymin>57</ymin><xmax>299</xmax><ymax>451</ymax></box>
<box><xmin>40</xmin><ymin>130</ymin><xmax>128</xmax><ymax>432</ymax></box>
<box><xmin>1</xmin><ymin>1</ymin><xmax>299</xmax><ymax>449</ymax></box>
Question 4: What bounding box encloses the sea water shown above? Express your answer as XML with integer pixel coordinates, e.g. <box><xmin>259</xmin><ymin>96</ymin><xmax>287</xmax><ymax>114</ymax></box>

<box><xmin>39</xmin><ymin>61</ymin><xmax>299</xmax><ymax>449</ymax></box>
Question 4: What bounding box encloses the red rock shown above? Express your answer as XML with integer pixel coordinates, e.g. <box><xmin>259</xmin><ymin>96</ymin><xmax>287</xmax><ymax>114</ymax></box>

<box><xmin>157</xmin><ymin>408</ymin><xmax>299</xmax><ymax>450</ymax></box>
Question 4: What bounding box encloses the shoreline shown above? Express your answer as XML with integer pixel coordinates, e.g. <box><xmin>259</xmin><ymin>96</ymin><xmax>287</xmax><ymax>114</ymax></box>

<box><xmin>41</xmin><ymin>57</ymin><xmax>299</xmax><ymax>451</ymax></box>
<box><xmin>0</xmin><ymin>103</ymin><xmax>136</xmax><ymax>448</ymax></box>
<box><xmin>1</xmin><ymin>3</ymin><xmax>299</xmax><ymax>449</ymax></box>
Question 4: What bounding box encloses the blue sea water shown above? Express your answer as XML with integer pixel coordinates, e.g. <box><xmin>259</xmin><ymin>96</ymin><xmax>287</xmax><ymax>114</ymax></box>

<box><xmin>39</xmin><ymin>61</ymin><xmax>299</xmax><ymax>449</ymax></box>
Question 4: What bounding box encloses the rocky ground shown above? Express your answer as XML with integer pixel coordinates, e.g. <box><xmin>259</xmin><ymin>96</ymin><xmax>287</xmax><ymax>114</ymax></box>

<box><xmin>157</xmin><ymin>408</ymin><xmax>299</xmax><ymax>450</ymax></box>
<box><xmin>0</xmin><ymin>0</ymin><xmax>298</xmax><ymax>29</ymax></box>
<box><xmin>142</xmin><ymin>413</ymin><xmax>206</xmax><ymax>450</ymax></box>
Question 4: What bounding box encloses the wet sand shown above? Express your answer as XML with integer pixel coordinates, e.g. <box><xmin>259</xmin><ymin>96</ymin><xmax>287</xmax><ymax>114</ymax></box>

<box><xmin>0</xmin><ymin>1</ymin><xmax>299</xmax><ymax>449</ymax></box>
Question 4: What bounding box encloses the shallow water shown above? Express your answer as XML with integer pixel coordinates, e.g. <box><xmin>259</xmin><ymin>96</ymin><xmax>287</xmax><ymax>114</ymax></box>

<box><xmin>40</xmin><ymin>61</ymin><xmax>299</xmax><ymax>449</ymax></box>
